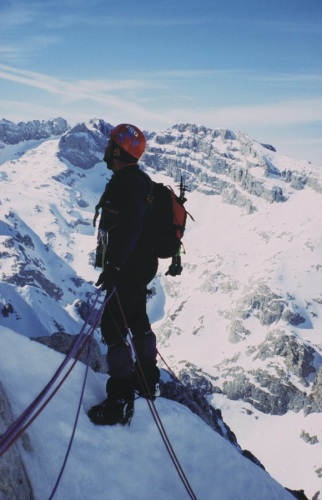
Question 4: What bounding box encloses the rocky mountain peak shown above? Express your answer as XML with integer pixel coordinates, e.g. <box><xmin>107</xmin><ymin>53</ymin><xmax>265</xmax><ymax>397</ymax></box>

<box><xmin>0</xmin><ymin>117</ymin><xmax>69</xmax><ymax>146</ymax></box>
<box><xmin>57</xmin><ymin>118</ymin><xmax>112</xmax><ymax>169</ymax></box>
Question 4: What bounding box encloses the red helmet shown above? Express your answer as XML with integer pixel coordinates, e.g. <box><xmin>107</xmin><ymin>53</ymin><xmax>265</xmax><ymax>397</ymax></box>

<box><xmin>109</xmin><ymin>123</ymin><xmax>146</xmax><ymax>160</ymax></box>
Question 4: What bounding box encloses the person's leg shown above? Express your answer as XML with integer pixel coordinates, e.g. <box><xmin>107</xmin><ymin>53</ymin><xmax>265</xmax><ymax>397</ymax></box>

<box><xmin>88</xmin><ymin>248</ymin><xmax>158</xmax><ymax>423</ymax></box>
<box><xmin>101</xmin><ymin>291</ymin><xmax>134</xmax><ymax>393</ymax></box>
<box><xmin>132</xmin><ymin>332</ymin><xmax>160</xmax><ymax>399</ymax></box>
<box><xmin>88</xmin><ymin>283</ymin><xmax>137</xmax><ymax>426</ymax></box>
<box><xmin>129</xmin><ymin>289</ymin><xmax>160</xmax><ymax>399</ymax></box>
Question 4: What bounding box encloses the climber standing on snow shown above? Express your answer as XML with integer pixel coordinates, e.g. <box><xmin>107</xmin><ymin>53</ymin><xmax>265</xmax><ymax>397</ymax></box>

<box><xmin>88</xmin><ymin>123</ymin><xmax>160</xmax><ymax>426</ymax></box>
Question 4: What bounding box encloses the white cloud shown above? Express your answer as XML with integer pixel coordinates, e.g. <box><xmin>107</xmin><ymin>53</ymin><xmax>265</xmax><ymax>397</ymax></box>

<box><xmin>0</xmin><ymin>64</ymin><xmax>168</xmax><ymax>124</ymax></box>
<box><xmin>0</xmin><ymin>37</ymin><xmax>60</xmax><ymax>64</ymax></box>
<box><xmin>0</xmin><ymin>64</ymin><xmax>155</xmax><ymax>98</ymax></box>
<box><xmin>0</xmin><ymin>63</ymin><xmax>321</xmax><ymax>164</ymax></box>
<box><xmin>165</xmin><ymin>99</ymin><xmax>322</xmax><ymax>129</ymax></box>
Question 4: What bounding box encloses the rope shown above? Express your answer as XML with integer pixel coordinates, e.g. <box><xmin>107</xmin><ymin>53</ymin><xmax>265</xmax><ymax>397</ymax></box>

<box><xmin>48</xmin><ymin>325</ymin><xmax>95</xmax><ymax>499</ymax></box>
<box><xmin>114</xmin><ymin>292</ymin><xmax>197</xmax><ymax>500</ymax></box>
<box><xmin>48</xmin><ymin>290</ymin><xmax>114</xmax><ymax>499</ymax></box>
<box><xmin>0</xmin><ymin>288</ymin><xmax>112</xmax><ymax>457</ymax></box>
<box><xmin>157</xmin><ymin>349</ymin><xmax>183</xmax><ymax>386</ymax></box>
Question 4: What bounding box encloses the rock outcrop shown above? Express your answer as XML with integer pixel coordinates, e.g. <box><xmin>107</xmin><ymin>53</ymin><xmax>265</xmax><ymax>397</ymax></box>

<box><xmin>0</xmin><ymin>383</ymin><xmax>33</xmax><ymax>499</ymax></box>
<box><xmin>57</xmin><ymin>119</ymin><xmax>112</xmax><ymax>169</ymax></box>
<box><xmin>0</xmin><ymin>118</ymin><xmax>68</xmax><ymax>145</ymax></box>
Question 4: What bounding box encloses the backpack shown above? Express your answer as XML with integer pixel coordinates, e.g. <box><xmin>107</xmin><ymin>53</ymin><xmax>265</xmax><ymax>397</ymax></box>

<box><xmin>146</xmin><ymin>179</ymin><xmax>190</xmax><ymax>259</ymax></box>
<box><xmin>93</xmin><ymin>172</ymin><xmax>193</xmax><ymax>275</ymax></box>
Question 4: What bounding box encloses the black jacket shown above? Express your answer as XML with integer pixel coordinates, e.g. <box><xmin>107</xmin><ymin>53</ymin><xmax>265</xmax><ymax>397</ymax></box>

<box><xmin>98</xmin><ymin>165</ymin><xmax>151</xmax><ymax>268</ymax></box>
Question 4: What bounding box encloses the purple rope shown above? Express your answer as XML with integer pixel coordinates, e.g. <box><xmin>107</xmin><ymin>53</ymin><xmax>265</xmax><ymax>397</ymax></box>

<box><xmin>48</xmin><ymin>327</ymin><xmax>95</xmax><ymax>499</ymax></box>
<box><xmin>48</xmin><ymin>291</ymin><xmax>111</xmax><ymax>498</ymax></box>
<box><xmin>0</xmin><ymin>287</ymin><xmax>113</xmax><ymax>456</ymax></box>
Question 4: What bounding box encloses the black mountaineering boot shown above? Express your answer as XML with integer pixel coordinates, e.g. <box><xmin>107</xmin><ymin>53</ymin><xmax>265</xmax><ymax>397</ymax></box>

<box><xmin>87</xmin><ymin>397</ymin><xmax>134</xmax><ymax>426</ymax></box>
<box><xmin>88</xmin><ymin>377</ymin><xmax>135</xmax><ymax>426</ymax></box>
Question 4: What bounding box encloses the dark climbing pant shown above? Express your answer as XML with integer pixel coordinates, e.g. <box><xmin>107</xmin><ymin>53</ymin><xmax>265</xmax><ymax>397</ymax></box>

<box><xmin>100</xmin><ymin>245</ymin><xmax>159</xmax><ymax>399</ymax></box>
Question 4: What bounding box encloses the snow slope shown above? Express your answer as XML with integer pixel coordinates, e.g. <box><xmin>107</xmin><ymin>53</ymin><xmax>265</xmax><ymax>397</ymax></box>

<box><xmin>0</xmin><ymin>327</ymin><xmax>293</xmax><ymax>500</ymax></box>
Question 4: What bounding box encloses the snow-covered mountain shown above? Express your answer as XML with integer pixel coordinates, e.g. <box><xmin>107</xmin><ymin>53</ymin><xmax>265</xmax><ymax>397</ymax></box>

<box><xmin>0</xmin><ymin>118</ymin><xmax>321</xmax><ymax>499</ymax></box>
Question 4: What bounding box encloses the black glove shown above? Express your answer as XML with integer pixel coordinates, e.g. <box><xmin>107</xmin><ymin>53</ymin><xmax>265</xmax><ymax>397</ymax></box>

<box><xmin>95</xmin><ymin>263</ymin><xmax>120</xmax><ymax>291</ymax></box>
<box><xmin>165</xmin><ymin>255</ymin><xmax>183</xmax><ymax>277</ymax></box>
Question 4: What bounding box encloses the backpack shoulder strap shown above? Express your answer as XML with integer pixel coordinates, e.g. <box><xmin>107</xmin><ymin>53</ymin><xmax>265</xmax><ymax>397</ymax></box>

<box><xmin>137</xmin><ymin>168</ymin><xmax>154</xmax><ymax>202</ymax></box>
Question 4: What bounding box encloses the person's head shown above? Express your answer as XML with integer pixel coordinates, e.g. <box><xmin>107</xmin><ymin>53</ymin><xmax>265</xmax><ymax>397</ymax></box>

<box><xmin>104</xmin><ymin>123</ymin><xmax>146</xmax><ymax>171</ymax></box>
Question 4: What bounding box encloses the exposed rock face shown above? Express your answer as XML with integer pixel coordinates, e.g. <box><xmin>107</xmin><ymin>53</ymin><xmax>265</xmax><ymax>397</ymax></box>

<box><xmin>144</xmin><ymin>124</ymin><xmax>281</xmax><ymax>206</ymax></box>
<box><xmin>221</xmin><ymin>368</ymin><xmax>307</xmax><ymax>416</ymax></box>
<box><xmin>159</xmin><ymin>376</ymin><xmax>267</xmax><ymax>471</ymax></box>
<box><xmin>205</xmin><ymin>280</ymin><xmax>322</xmax><ymax>416</ymax></box>
<box><xmin>1</xmin><ymin>213</ymin><xmax>64</xmax><ymax>301</ymax></box>
<box><xmin>144</xmin><ymin>123</ymin><xmax>322</xmax><ymax>209</ymax></box>
<box><xmin>308</xmin><ymin>367</ymin><xmax>322</xmax><ymax>413</ymax></box>
<box><xmin>0</xmin><ymin>383</ymin><xmax>33</xmax><ymax>499</ymax></box>
<box><xmin>0</xmin><ymin>118</ymin><xmax>68</xmax><ymax>145</ymax></box>
<box><xmin>31</xmin><ymin>332</ymin><xmax>108</xmax><ymax>373</ymax></box>
<box><xmin>57</xmin><ymin>119</ymin><xmax>112</xmax><ymax>169</ymax></box>
<box><xmin>233</xmin><ymin>284</ymin><xmax>287</xmax><ymax>326</ymax></box>
<box><xmin>160</xmin><ymin>378</ymin><xmax>238</xmax><ymax>443</ymax></box>
<box><xmin>231</xmin><ymin>284</ymin><xmax>308</xmax><ymax>328</ymax></box>
<box><xmin>158</xmin><ymin>278</ymin><xmax>321</xmax><ymax>418</ymax></box>
<box><xmin>182</xmin><ymin>337</ymin><xmax>322</xmax><ymax>416</ymax></box>
<box><xmin>255</xmin><ymin>332</ymin><xmax>316</xmax><ymax>382</ymax></box>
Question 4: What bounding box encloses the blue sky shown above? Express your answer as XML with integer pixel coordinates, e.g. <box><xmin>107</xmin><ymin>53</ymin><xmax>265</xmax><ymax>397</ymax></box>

<box><xmin>0</xmin><ymin>0</ymin><xmax>321</xmax><ymax>164</ymax></box>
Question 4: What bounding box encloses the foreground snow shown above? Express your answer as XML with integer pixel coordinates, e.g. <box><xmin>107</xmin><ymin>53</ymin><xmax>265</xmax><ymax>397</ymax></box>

<box><xmin>0</xmin><ymin>327</ymin><xmax>293</xmax><ymax>500</ymax></box>
<box><xmin>212</xmin><ymin>394</ymin><xmax>322</xmax><ymax>500</ymax></box>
